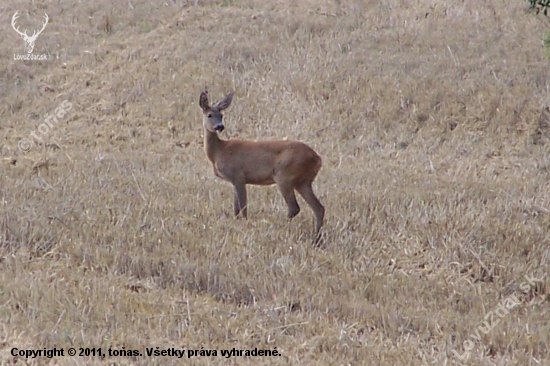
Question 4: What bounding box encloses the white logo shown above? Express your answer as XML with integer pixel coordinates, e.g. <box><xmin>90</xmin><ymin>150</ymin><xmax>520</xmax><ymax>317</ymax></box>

<box><xmin>12</xmin><ymin>11</ymin><xmax>49</xmax><ymax>60</ymax></box>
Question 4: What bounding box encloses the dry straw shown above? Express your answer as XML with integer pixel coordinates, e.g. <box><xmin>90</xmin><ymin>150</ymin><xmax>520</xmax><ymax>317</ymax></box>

<box><xmin>1</xmin><ymin>0</ymin><xmax>549</xmax><ymax>365</ymax></box>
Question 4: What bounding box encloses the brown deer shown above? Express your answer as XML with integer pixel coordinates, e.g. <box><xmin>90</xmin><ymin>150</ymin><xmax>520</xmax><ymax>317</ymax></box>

<box><xmin>199</xmin><ymin>90</ymin><xmax>325</xmax><ymax>241</ymax></box>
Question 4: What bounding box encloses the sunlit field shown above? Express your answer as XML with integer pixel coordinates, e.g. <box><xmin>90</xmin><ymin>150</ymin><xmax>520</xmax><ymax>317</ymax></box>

<box><xmin>1</xmin><ymin>0</ymin><xmax>549</xmax><ymax>365</ymax></box>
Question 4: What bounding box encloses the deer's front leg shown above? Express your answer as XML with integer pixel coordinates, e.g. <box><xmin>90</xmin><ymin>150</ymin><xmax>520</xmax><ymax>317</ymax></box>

<box><xmin>233</xmin><ymin>180</ymin><xmax>248</xmax><ymax>218</ymax></box>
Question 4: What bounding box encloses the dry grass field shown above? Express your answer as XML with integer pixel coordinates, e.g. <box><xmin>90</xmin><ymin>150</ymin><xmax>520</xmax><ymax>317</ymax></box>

<box><xmin>1</xmin><ymin>0</ymin><xmax>550</xmax><ymax>364</ymax></box>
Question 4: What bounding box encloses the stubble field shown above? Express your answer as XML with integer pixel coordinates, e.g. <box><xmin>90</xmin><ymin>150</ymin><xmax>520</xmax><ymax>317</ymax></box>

<box><xmin>1</xmin><ymin>0</ymin><xmax>550</xmax><ymax>365</ymax></box>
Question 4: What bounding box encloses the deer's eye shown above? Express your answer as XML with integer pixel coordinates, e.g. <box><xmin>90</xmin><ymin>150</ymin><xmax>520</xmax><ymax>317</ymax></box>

<box><xmin>207</xmin><ymin>113</ymin><xmax>212</xmax><ymax>118</ymax></box>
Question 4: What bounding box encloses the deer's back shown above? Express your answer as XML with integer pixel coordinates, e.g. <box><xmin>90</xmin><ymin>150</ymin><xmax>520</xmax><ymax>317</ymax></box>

<box><xmin>217</xmin><ymin>139</ymin><xmax>321</xmax><ymax>186</ymax></box>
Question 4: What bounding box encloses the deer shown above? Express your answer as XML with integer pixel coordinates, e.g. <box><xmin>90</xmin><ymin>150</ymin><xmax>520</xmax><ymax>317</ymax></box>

<box><xmin>12</xmin><ymin>11</ymin><xmax>49</xmax><ymax>54</ymax></box>
<box><xmin>199</xmin><ymin>90</ymin><xmax>325</xmax><ymax>242</ymax></box>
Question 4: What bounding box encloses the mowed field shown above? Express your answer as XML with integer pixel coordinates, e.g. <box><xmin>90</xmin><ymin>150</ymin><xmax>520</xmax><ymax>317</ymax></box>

<box><xmin>1</xmin><ymin>0</ymin><xmax>550</xmax><ymax>365</ymax></box>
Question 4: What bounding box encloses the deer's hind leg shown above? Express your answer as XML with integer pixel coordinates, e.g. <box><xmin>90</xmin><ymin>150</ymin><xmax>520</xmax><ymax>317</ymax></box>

<box><xmin>296</xmin><ymin>183</ymin><xmax>325</xmax><ymax>235</ymax></box>
<box><xmin>274</xmin><ymin>178</ymin><xmax>300</xmax><ymax>219</ymax></box>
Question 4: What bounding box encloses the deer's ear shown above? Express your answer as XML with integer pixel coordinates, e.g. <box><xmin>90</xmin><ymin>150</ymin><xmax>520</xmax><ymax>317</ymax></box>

<box><xmin>215</xmin><ymin>93</ymin><xmax>233</xmax><ymax>111</ymax></box>
<box><xmin>199</xmin><ymin>92</ymin><xmax>209</xmax><ymax>111</ymax></box>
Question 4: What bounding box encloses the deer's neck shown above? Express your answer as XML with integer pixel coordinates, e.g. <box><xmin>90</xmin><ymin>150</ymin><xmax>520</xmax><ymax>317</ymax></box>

<box><xmin>204</xmin><ymin>129</ymin><xmax>225</xmax><ymax>163</ymax></box>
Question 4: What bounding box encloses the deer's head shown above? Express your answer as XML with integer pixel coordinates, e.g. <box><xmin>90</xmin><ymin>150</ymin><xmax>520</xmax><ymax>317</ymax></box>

<box><xmin>12</xmin><ymin>11</ymin><xmax>49</xmax><ymax>54</ymax></box>
<box><xmin>199</xmin><ymin>91</ymin><xmax>233</xmax><ymax>133</ymax></box>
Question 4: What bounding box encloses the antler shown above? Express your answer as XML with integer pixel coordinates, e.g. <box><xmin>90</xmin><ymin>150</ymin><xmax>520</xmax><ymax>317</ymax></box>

<box><xmin>29</xmin><ymin>13</ymin><xmax>48</xmax><ymax>41</ymax></box>
<box><xmin>11</xmin><ymin>11</ymin><xmax>48</xmax><ymax>41</ymax></box>
<box><xmin>11</xmin><ymin>11</ymin><xmax>28</xmax><ymax>38</ymax></box>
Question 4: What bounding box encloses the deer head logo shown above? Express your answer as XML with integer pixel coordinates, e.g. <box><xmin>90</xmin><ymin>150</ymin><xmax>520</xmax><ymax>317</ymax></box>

<box><xmin>11</xmin><ymin>11</ymin><xmax>49</xmax><ymax>54</ymax></box>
